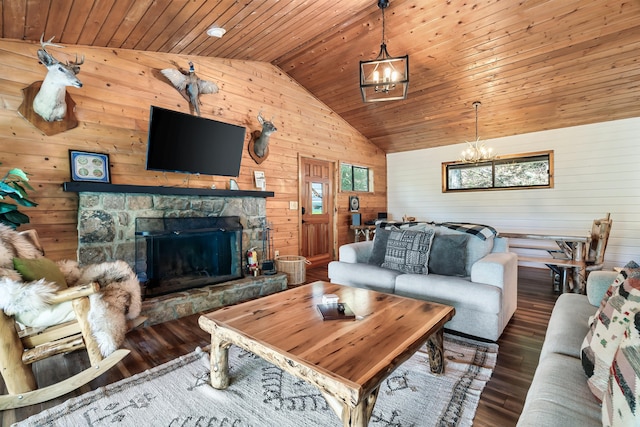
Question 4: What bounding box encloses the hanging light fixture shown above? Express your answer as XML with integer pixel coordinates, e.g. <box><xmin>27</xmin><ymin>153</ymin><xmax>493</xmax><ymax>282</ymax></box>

<box><xmin>460</xmin><ymin>101</ymin><xmax>496</xmax><ymax>163</ymax></box>
<box><xmin>359</xmin><ymin>0</ymin><xmax>409</xmax><ymax>102</ymax></box>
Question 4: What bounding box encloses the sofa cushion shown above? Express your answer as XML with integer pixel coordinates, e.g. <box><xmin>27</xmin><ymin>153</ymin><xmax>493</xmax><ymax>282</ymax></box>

<box><xmin>395</xmin><ymin>273</ymin><xmax>500</xmax><ymax>314</ymax></box>
<box><xmin>13</xmin><ymin>257</ymin><xmax>68</xmax><ymax>289</ymax></box>
<box><xmin>602</xmin><ymin>311</ymin><xmax>640</xmax><ymax>427</ymax></box>
<box><xmin>516</xmin><ymin>353</ymin><xmax>602</xmax><ymax>427</ymax></box>
<box><xmin>581</xmin><ymin>265</ymin><xmax>640</xmax><ymax>401</ymax></box>
<box><xmin>540</xmin><ymin>293</ymin><xmax>596</xmax><ymax>360</ymax></box>
<box><xmin>381</xmin><ymin>229</ymin><xmax>435</xmax><ymax>274</ymax></box>
<box><xmin>328</xmin><ymin>261</ymin><xmax>401</xmax><ymax>294</ymax></box>
<box><xmin>428</xmin><ymin>234</ymin><xmax>469</xmax><ymax>277</ymax></box>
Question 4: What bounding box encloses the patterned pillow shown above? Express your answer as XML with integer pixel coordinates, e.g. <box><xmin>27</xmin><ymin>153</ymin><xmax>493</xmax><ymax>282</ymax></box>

<box><xmin>581</xmin><ymin>265</ymin><xmax>640</xmax><ymax>401</ymax></box>
<box><xmin>381</xmin><ymin>229</ymin><xmax>435</xmax><ymax>274</ymax></box>
<box><xmin>589</xmin><ymin>261</ymin><xmax>640</xmax><ymax>328</ymax></box>
<box><xmin>602</xmin><ymin>312</ymin><xmax>640</xmax><ymax>426</ymax></box>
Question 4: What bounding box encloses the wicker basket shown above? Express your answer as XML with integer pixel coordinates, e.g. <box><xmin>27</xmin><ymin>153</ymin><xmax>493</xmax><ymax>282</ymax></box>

<box><xmin>275</xmin><ymin>255</ymin><xmax>308</xmax><ymax>285</ymax></box>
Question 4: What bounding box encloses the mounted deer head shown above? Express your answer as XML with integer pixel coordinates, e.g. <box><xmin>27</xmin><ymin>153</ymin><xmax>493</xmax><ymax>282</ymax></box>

<box><xmin>32</xmin><ymin>35</ymin><xmax>84</xmax><ymax>122</ymax></box>
<box><xmin>248</xmin><ymin>111</ymin><xmax>277</xmax><ymax>164</ymax></box>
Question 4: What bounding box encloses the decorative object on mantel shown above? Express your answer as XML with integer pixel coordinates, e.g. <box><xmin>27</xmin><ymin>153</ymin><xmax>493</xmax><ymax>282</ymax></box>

<box><xmin>359</xmin><ymin>0</ymin><xmax>409</xmax><ymax>102</ymax></box>
<box><xmin>459</xmin><ymin>101</ymin><xmax>497</xmax><ymax>163</ymax></box>
<box><xmin>69</xmin><ymin>150</ymin><xmax>110</xmax><ymax>183</ymax></box>
<box><xmin>228</xmin><ymin>179</ymin><xmax>239</xmax><ymax>190</ymax></box>
<box><xmin>254</xmin><ymin>171</ymin><xmax>266</xmax><ymax>191</ymax></box>
<box><xmin>18</xmin><ymin>35</ymin><xmax>83</xmax><ymax>135</ymax></box>
<box><xmin>248</xmin><ymin>110</ymin><xmax>277</xmax><ymax>164</ymax></box>
<box><xmin>160</xmin><ymin>61</ymin><xmax>219</xmax><ymax>117</ymax></box>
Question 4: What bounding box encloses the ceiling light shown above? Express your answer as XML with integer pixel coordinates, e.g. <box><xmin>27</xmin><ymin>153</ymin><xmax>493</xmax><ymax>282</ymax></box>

<box><xmin>206</xmin><ymin>25</ymin><xmax>226</xmax><ymax>38</ymax></box>
<box><xmin>460</xmin><ymin>101</ymin><xmax>497</xmax><ymax>163</ymax></box>
<box><xmin>359</xmin><ymin>0</ymin><xmax>409</xmax><ymax>102</ymax></box>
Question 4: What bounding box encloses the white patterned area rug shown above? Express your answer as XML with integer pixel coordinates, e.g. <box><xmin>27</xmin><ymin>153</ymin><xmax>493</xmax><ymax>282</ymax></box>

<box><xmin>15</xmin><ymin>333</ymin><xmax>498</xmax><ymax>427</ymax></box>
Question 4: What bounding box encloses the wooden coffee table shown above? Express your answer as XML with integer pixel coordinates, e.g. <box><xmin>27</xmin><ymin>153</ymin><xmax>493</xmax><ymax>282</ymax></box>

<box><xmin>198</xmin><ymin>281</ymin><xmax>455</xmax><ymax>427</ymax></box>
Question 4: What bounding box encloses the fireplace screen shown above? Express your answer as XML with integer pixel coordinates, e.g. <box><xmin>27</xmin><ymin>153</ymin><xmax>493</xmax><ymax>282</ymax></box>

<box><xmin>135</xmin><ymin>217</ymin><xmax>243</xmax><ymax>298</ymax></box>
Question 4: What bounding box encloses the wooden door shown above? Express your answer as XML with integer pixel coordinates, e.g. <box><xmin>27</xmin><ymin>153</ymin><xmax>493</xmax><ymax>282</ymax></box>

<box><xmin>300</xmin><ymin>158</ymin><xmax>334</xmax><ymax>266</ymax></box>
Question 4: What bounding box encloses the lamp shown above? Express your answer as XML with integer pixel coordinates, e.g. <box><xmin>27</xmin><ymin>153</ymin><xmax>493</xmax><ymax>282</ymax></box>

<box><xmin>460</xmin><ymin>101</ymin><xmax>496</xmax><ymax>163</ymax></box>
<box><xmin>360</xmin><ymin>0</ymin><xmax>409</xmax><ymax>102</ymax></box>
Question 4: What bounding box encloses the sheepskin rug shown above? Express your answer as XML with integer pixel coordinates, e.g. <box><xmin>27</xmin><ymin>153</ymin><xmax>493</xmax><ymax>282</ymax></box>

<box><xmin>0</xmin><ymin>224</ymin><xmax>141</xmax><ymax>356</ymax></box>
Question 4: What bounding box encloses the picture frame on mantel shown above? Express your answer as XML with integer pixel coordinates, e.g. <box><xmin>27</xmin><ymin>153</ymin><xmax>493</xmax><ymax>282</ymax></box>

<box><xmin>69</xmin><ymin>150</ymin><xmax>110</xmax><ymax>183</ymax></box>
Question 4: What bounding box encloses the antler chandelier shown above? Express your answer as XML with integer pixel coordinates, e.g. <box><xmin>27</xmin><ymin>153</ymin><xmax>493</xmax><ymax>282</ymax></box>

<box><xmin>460</xmin><ymin>101</ymin><xmax>496</xmax><ymax>163</ymax></box>
<box><xmin>359</xmin><ymin>0</ymin><xmax>409</xmax><ymax>102</ymax></box>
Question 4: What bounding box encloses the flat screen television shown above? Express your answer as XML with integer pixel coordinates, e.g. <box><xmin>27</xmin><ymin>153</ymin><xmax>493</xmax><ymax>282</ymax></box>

<box><xmin>146</xmin><ymin>106</ymin><xmax>246</xmax><ymax>177</ymax></box>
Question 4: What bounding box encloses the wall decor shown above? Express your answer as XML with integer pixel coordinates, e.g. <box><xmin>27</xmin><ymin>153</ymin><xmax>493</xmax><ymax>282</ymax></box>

<box><xmin>161</xmin><ymin>61</ymin><xmax>218</xmax><ymax>116</ymax></box>
<box><xmin>69</xmin><ymin>150</ymin><xmax>110</xmax><ymax>183</ymax></box>
<box><xmin>18</xmin><ymin>35</ymin><xmax>83</xmax><ymax>135</ymax></box>
<box><xmin>249</xmin><ymin>111</ymin><xmax>277</xmax><ymax>164</ymax></box>
<box><xmin>350</xmin><ymin>195</ymin><xmax>360</xmax><ymax>212</ymax></box>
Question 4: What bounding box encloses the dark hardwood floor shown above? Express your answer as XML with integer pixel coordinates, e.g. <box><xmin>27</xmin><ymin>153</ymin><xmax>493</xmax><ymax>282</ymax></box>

<box><xmin>2</xmin><ymin>266</ymin><xmax>558</xmax><ymax>426</ymax></box>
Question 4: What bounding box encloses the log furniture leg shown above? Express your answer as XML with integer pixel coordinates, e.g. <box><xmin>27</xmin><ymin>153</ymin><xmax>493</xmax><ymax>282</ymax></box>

<box><xmin>209</xmin><ymin>334</ymin><xmax>231</xmax><ymax>389</ymax></box>
<box><xmin>426</xmin><ymin>328</ymin><xmax>446</xmax><ymax>374</ymax></box>
<box><xmin>0</xmin><ymin>311</ymin><xmax>36</xmax><ymax>394</ymax></box>
<box><xmin>342</xmin><ymin>386</ymin><xmax>379</xmax><ymax>427</ymax></box>
<box><xmin>72</xmin><ymin>296</ymin><xmax>103</xmax><ymax>365</ymax></box>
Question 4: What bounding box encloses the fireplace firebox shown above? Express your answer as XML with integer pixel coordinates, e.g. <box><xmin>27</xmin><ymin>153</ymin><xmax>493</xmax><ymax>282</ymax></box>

<box><xmin>135</xmin><ymin>216</ymin><xmax>243</xmax><ymax>298</ymax></box>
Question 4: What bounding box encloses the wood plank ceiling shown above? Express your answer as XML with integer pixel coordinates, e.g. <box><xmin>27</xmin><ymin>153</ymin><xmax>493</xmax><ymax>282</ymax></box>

<box><xmin>2</xmin><ymin>0</ymin><xmax>639</xmax><ymax>153</ymax></box>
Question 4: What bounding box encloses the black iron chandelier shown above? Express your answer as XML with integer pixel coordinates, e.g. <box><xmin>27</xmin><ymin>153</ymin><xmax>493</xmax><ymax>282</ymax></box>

<box><xmin>359</xmin><ymin>0</ymin><xmax>409</xmax><ymax>102</ymax></box>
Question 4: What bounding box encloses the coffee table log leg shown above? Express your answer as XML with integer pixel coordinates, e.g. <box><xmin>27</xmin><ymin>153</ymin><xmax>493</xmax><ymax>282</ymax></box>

<box><xmin>210</xmin><ymin>334</ymin><xmax>231</xmax><ymax>389</ymax></box>
<box><xmin>426</xmin><ymin>328</ymin><xmax>445</xmax><ymax>374</ymax></box>
<box><xmin>342</xmin><ymin>386</ymin><xmax>379</xmax><ymax>427</ymax></box>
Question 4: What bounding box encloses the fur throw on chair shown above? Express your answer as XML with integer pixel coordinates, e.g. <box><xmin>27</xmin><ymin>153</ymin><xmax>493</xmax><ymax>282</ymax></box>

<box><xmin>0</xmin><ymin>224</ymin><xmax>141</xmax><ymax>357</ymax></box>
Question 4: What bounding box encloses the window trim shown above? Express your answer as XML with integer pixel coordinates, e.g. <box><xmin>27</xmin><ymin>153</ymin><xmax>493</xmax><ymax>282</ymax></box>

<box><xmin>442</xmin><ymin>150</ymin><xmax>554</xmax><ymax>192</ymax></box>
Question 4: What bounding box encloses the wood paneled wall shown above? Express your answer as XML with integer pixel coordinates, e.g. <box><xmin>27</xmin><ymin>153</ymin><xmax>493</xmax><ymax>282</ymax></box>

<box><xmin>0</xmin><ymin>39</ymin><xmax>386</xmax><ymax>262</ymax></box>
<box><xmin>387</xmin><ymin>117</ymin><xmax>640</xmax><ymax>269</ymax></box>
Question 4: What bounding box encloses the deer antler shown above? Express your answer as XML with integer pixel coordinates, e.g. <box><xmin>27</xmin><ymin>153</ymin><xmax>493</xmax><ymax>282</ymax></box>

<box><xmin>39</xmin><ymin>34</ymin><xmax>64</xmax><ymax>51</ymax></box>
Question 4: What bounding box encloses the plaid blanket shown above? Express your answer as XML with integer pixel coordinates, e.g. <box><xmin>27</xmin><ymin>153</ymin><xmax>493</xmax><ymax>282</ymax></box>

<box><xmin>436</xmin><ymin>222</ymin><xmax>498</xmax><ymax>241</ymax></box>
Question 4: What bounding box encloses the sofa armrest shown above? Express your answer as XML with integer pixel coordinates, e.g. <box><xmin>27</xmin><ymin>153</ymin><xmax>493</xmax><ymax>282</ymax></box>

<box><xmin>471</xmin><ymin>251</ymin><xmax>517</xmax><ymax>288</ymax></box>
<box><xmin>338</xmin><ymin>241</ymin><xmax>374</xmax><ymax>263</ymax></box>
<box><xmin>586</xmin><ymin>270</ymin><xmax>617</xmax><ymax>306</ymax></box>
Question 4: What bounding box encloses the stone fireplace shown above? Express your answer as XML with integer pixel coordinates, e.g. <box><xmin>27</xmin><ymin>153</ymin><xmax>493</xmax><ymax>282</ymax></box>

<box><xmin>64</xmin><ymin>182</ymin><xmax>287</xmax><ymax>325</ymax></box>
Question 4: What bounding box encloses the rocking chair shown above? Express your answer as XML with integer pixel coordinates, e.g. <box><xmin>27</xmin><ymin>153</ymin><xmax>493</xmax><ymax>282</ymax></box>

<box><xmin>0</xmin><ymin>281</ymin><xmax>130</xmax><ymax>409</ymax></box>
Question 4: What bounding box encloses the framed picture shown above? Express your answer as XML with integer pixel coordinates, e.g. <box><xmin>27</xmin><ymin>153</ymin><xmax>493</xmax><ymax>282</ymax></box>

<box><xmin>349</xmin><ymin>195</ymin><xmax>360</xmax><ymax>212</ymax></box>
<box><xmin>69</xmin><ymin>150</ymin><xmax>110</xmax><ymax>183</ymax></box>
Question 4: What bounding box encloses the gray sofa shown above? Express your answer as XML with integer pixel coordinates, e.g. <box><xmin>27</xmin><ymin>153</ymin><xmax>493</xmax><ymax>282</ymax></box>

<box><xmin>517</xmin><ymin>270</ymin><xmax>622</xmax><ymax>426</ymax></box>
<box><xmin>328</xmin><ymin>223</ymin><xmax>518</xmax><ymax>341</ymax></box>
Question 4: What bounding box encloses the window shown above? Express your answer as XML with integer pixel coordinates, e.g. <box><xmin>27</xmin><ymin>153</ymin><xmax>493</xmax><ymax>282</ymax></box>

<box><xmin>443</xmin><ymin>151</ymin><xmax>553</xmax><ymax>192</ymax></box>
<box><xmin>341</xmin><ymin>163</ymin><xmax>372</xmax><ymax>192</ymax></box>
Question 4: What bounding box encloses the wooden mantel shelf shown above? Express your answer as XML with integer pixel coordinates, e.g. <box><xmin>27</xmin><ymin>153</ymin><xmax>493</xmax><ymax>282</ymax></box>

<box><xmin>62</xmin><ymin>182</ymin><xmax>274</xmax><ymax>198</ymax></box>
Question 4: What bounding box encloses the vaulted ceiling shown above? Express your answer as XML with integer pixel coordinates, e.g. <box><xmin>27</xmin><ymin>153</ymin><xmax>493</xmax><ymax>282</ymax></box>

<box><xmin>2</xmin><ymin>0</ymin><xmax>639</xmax><ymax>153</ymax></box>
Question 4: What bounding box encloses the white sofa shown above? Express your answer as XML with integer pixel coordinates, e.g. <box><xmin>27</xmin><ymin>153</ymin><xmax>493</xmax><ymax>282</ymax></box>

<box><xmin>516</xmin><ymin>271</ymin><xmax>612</xmax><ymax>426</ymax></box>
<box><xmin>328</xmin><ymin>223</ymin><xmax>518</xmax><ymax>341</ymax></box>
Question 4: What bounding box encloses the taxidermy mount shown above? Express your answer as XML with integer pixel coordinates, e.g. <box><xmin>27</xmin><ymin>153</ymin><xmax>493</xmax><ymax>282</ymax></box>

<box><xmin>161</xmin><ymin>61</ymin><xmax>219</xmax><ymax>116</ymax></box>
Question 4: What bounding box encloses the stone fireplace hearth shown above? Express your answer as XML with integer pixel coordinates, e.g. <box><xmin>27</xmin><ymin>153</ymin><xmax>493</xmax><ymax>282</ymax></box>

<box><xmin>64</xmin><ymin>182</ymin><xmax>287</xmax><ymax>325</ymax></box>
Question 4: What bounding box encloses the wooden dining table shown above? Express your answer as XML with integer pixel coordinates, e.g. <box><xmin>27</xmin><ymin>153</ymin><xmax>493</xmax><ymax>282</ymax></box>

<box><xmin>499</xmin><ymin>231</ymin><xmax>589</xmax><ymax>292</ymax></box>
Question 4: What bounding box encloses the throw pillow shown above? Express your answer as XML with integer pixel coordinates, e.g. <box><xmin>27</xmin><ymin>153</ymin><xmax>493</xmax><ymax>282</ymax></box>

<box><xmin>13</xmin><ymin>257</ymin><xmax>68</xmax><ymax>289</ymax></box>
<box><xmin>368</xmin><ymin>226</ymin><xmax>393</xmax><ymax>266</ymax></box>
<box><xmin>581</xmin><ymin>265</ymin><xmax>640</xmax><ymax>401</ymax></box>
<box><xmin>589</xmin><ymin>260</ymin><xmax>640</xmax><ymax>328</ymax></box>
<box><xmin>602</xmin><ymin>312</ymin><xmax>640</xmax><ymax>426</ymax></box>
<box><xmin>428</xmin><ymin>234</ymin><xmax>469</xmax><ymax>277</ymax></box>
<box><xmin>381</xmin><ymin>229</ymin><xmax>435</xmax><ymax>274</ymax></box>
